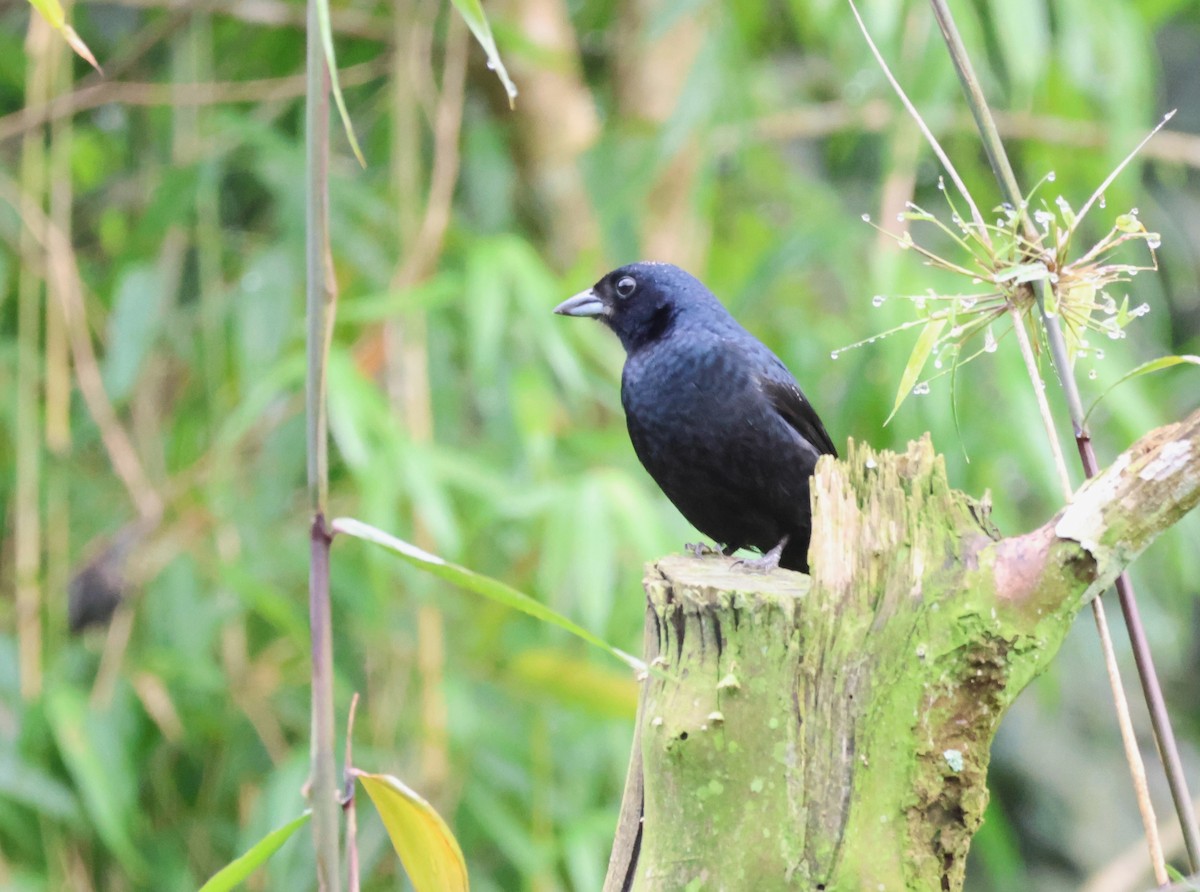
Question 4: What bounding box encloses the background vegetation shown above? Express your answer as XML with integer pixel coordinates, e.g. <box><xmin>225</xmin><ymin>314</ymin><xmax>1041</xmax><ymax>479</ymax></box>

<box><xmin>1</xmin><ymin>0</ymin><xmax>1199</xmax><ymax>888</ymax></box>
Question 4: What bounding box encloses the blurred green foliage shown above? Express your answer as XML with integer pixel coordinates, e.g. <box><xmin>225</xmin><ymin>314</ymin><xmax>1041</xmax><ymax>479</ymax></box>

<box><xmin>1</xmin><ymin>0</ymin><xmax>1199</xmax><ymax>889</ymax></box>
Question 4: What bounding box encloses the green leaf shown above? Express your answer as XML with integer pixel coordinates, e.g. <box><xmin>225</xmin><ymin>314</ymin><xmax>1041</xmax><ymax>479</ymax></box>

<box><xmin>450</xmin><ymin>0</ymin><xmax>519</xmax><ymax>107</ymax></box>
<box><xmin>198</xmin><ymin>811</ymin><xmax>311</xmax><ymax>892</ymax></box>
<box><xmin>332</xmin><ymin>517</ymin><xmax>641</xmax><ymax>670</ymax></box>
<box><xmin>103</xmin><ymin>263</ymin><xmax>167</xmax><ymax>402</ymax></box>
<box><xmin>313</xmin><ymin>0</ymin><xmax>366</xmax><ymax>166</ymax></box>
<box><xmin>886</xmin><ymin>318</ymin><xmax>946</xmax><ymax>424</ymax></box>
<box><xmin>45</xmin><ymin>688</ymin><xmax>146</xmax><ymax>878</ymax></box>
<box><xmin>357</xmin><ymin>772</ymin><xmax>469</xmax><ymax>892</ymax></box>
<box><xmin>1084</xmin><ymin>355</ymin><xmax>1200</xmax><ymax>425</ymax></box>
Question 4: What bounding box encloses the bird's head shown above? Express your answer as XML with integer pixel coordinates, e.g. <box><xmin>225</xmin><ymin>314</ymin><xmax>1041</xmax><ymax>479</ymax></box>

<box><xmin>554</xmin><ymin>262</ymin><xmax>716</xmax><ymax>353</ymax></box>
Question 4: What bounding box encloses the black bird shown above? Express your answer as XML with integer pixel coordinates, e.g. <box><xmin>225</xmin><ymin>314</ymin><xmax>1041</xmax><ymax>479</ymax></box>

<box><xmin>555</xmin><ymin>261</ymin><xmax>837</xmax><ymax>573</ymax></box>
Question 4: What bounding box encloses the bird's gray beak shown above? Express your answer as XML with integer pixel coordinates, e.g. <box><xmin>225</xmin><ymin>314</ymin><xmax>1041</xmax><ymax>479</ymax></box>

<box><xmin>554</xmin><ymin>289</ymin><xmax>608</xmax><ymax>318</ymax></box>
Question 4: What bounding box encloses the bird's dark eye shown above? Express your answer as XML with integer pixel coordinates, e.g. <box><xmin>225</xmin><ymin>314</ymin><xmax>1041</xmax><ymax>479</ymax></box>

<box><xmin>616</xmin><ymin>276</ymin><xmax>637</xmax><ymax>298</ymax></box>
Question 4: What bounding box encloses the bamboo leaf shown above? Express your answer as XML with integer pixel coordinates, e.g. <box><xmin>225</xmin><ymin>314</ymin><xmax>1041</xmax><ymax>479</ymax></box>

<box><xmin>356</xmin><ymin>772</ymin><xmax>469</xmax><ymax>892</ymax></box>
<box><xmin>1084</xmin><ymin>355</ymin><xmax>1200</xmax><ymax>425</ymax></box>
<box><xmin>45</xmin><ymin>688</ymin><xmax>146</xmax><ymax>878</ymax></box>
<box><xmin>25</xmin><ymin>0</ymin><xmax>102</xmax><ymax>72</ymax></box>
<box><xmin>313</xmin><ymin>0</ymin><xmax>366</xmax><ymax>166</ymax></box>
<box><xmin>61</xmin><ymin>25</ymin><xmax>101</xmax><ymax>72</ymax></box>
<box><xmin>198</xmin><ymin>812</ymin><xmax>312</xmax><ymax>892</ymax></box>
<box><xmin>26</xmin><ymin>0</ymin><xmax>64</xmax><ymax>28</ymax></box>
<box><xmin>331</xmin><ymin>517</ymin><xmax>643</xmax><ymax>670</ymax></box>
<box><xmin>449</xmin><ymin>0</ymin><xmax>519</xmax><ymax>107</ymax></box>
<box><xmin>886</xmin><ymin>318</ymin><xmax>946</xmax><ymax>424</ymax></box>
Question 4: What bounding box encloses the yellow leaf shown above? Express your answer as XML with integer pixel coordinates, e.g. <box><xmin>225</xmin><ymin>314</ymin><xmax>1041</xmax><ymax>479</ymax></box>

<box><xmin>26</xmin><ymin>0</ymin><xmax>64</xmax><ymax>29</ymax></box>
<box><xmin>24</xmin><ymin>0</ymin><xmax>102</xmax><ymax>72</ymax></box>
<box><xmin>357</xmin><ymin>771</ymin><xmax>469</xmax><ymax>892</ymax></box>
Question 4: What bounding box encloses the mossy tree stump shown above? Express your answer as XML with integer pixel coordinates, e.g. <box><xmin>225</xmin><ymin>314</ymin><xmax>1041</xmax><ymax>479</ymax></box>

<box><xmin>605</xmin><ymin>408</ymin><xmax>1200</xmax><ymax>892</ymax></box>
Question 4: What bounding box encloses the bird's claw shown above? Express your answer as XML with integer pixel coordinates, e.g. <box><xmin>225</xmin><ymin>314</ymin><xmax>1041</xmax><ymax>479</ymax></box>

<box><xmin>685</xmin><ymin>541</ymin><xmax>719</xmax><ymax>558</ymax></box>
<box><xmin>731</xmin><ymin>553</ymin><xmax>781</xmax><ymax>573</ymax></box>
<box><xmin>731</xmin><ymin>534</ymin><xmax>790</xmax><ymax>574</ymax></box>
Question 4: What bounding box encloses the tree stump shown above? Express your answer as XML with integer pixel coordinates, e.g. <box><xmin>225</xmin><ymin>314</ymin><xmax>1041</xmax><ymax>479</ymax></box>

<box><xmin>605</xmin><ymin>410</ymin><xmax>1200</xmax><ymax>892</ymax></box>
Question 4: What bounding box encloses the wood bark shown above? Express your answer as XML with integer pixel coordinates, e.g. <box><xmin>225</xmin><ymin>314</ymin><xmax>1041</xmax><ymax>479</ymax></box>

<box><xmin>605</xmin><ymin>408</ymin><xmax>1200</xmax><ymax>891</ymax></box>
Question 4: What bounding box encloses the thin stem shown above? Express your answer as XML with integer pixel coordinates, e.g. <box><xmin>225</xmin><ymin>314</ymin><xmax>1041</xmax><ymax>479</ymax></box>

<box><xmin>846</xmin><ymin>0</ymin><xmax>988</xmax><ymax>240</ymax></box>
<box><xmin>306</xmin><ymin>0</ymin><xmax>340</xmax><ymax>884</ymax></box>
<box><xmin>1092</xmin><ymin>594</ymin><xmax>1169</xmax><ymax>887</ymax></box>
<box><xmin>1006</xmin><ymin>306</ymin><xmax>1072</xmax><ymax>497</ymax></box>
<box><xmin>308</xmin><ymin>514</ymin><xmax>339</xmax><ymax>890</ymax></box>
<box><xmin>926</xmin><ymin>0</ymin><xmax>1198</xmax><ymax>874</ymax></box>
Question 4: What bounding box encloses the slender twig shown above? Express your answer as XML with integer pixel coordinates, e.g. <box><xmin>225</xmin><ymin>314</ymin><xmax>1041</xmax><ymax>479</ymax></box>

<box><xmin>927</xmin><ymin>0</ymin><xmax>1199</xmax><ymax>875</ymax></box>
<box><xmin>306</xmin><ymin>0</ymin><xmax>340</xmax><ymax>884</ymax></box>
<box><xmin>0</xmin><ymin>58</ymin><xmax>389</xmax><ymax>144</ymax></box>
<box><xmin>846</xmin><ymin>0</ymin><xmax>987</xmax><ymax>241</ymax></box>
<box><xmin>344</xmin><ymin>693</ymin><xmax>361</xmax><ymax>892</ymax></box>
<box><xmin>1006</xmin><ymin>306</ymin><xmax>1072</xmax><ymax>496</ymax></box>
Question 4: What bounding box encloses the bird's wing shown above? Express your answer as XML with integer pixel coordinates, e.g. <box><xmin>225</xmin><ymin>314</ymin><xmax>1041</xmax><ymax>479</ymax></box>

<box><xmin>761</xmin><ymin>365</ymin><xmax>839</xmax><ymax>458</ymax></box>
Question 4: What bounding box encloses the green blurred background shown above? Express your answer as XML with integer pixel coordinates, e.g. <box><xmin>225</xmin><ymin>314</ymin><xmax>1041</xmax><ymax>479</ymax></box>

<box><xmin>2</xmin><ymin>0</ymin><xmax>1199</xmax><ymax>888</ymax></box>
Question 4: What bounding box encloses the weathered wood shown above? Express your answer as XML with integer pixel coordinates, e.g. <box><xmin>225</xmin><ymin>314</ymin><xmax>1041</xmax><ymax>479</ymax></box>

<box><xmin>604</xmin><ymin>409</ymin><xmax>1200</xmax><ymax>892</ymax></box>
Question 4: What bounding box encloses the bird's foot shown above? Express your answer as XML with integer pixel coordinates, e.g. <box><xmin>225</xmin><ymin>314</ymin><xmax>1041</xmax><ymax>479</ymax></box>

<box><xmin>732</xmin><ymin>535</ymin><xmax>790</xmax><ymax>573</ymax></box>
<box><xmin>685</xmin><ymin>541</ymin><xmax>720</xmax><ymax>558</ymax></box>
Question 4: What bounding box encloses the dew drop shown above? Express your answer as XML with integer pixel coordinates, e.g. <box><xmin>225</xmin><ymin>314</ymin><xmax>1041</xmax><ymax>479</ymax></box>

<box><xmin>984</xmin><ymin>328</ymin><xmax>998</xmax><ymax>353</ymax></box>
<box><xmin>1147</xmin><ymin>236</ymin><xmax>1162</xmax><ymax>250</ymax></box>
<box><xmin>872</xmin><ymin>295</ymin><xmax>887</xmax><ymax>307</ymax></box>
<box><xmin>961</xmin><ymin>297</ymin><xmax>977</xmax><ymax>310</ymax></box>
<box><xmin>861</xmin><ymin>213</ymin><xmax>871</xmax><ymax>222</ymax></box>
<box><xmin>486</xmin><ymin>59</ymin><xmax>496</xmax><ymax>70</ymax></box>
<box><xmin>1046</xmin><ymin>171</ymin><xmax>1057</xmax><ymax>182</ymax></box>
<box><xmin>913</xmin><ymin>382</ymin><xmax>931</xmax><ymax>396</ymax></box>
<box><xmin>831</xmin><ymin>350</ymin><xmax>840</xmax><ymax>360</ymax></box>
<box><xmin>1095</xmin><ymin>348</ymin><xmax>1105</xmax><ymax>360</ymax></box>
<box><xmin>933</xmin><ymin>358</ymin><xmax>943</xmax><ymax>370</ymax></box>
<box><xmin>1088</xmin><ymin>369</ymin><xmax>1099</xmax><ymax>380</ymax></box>
<box><xmin>897</xmin><ymin>213</ymin><xmax>906</xmax><ymax>222</ymax></box>
<box><xmin>1099</xmin><ymin>194</ymin><xmax>1107</xmax><ymax>209</ymax></box>
<box><xmin>937</xmin><ymin>177</ymin><xmax>946</xmax><ymax>191</ymax></box>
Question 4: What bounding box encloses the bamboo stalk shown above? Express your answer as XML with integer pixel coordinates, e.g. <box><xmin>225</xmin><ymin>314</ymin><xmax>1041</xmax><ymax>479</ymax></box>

<box><xmin>16</xmin><ymin>12</ymin><xmax>54</xmax><ymax>700</ymax></box>
<box><xmin>306</xmin><ymin>0</ymin><xmax>340</xmax><ymax>884</ymax></box>
<box><xmin>45</xmin><ymin>0</ymin><xmax>73</xmax><ymax>655</ymax></box>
